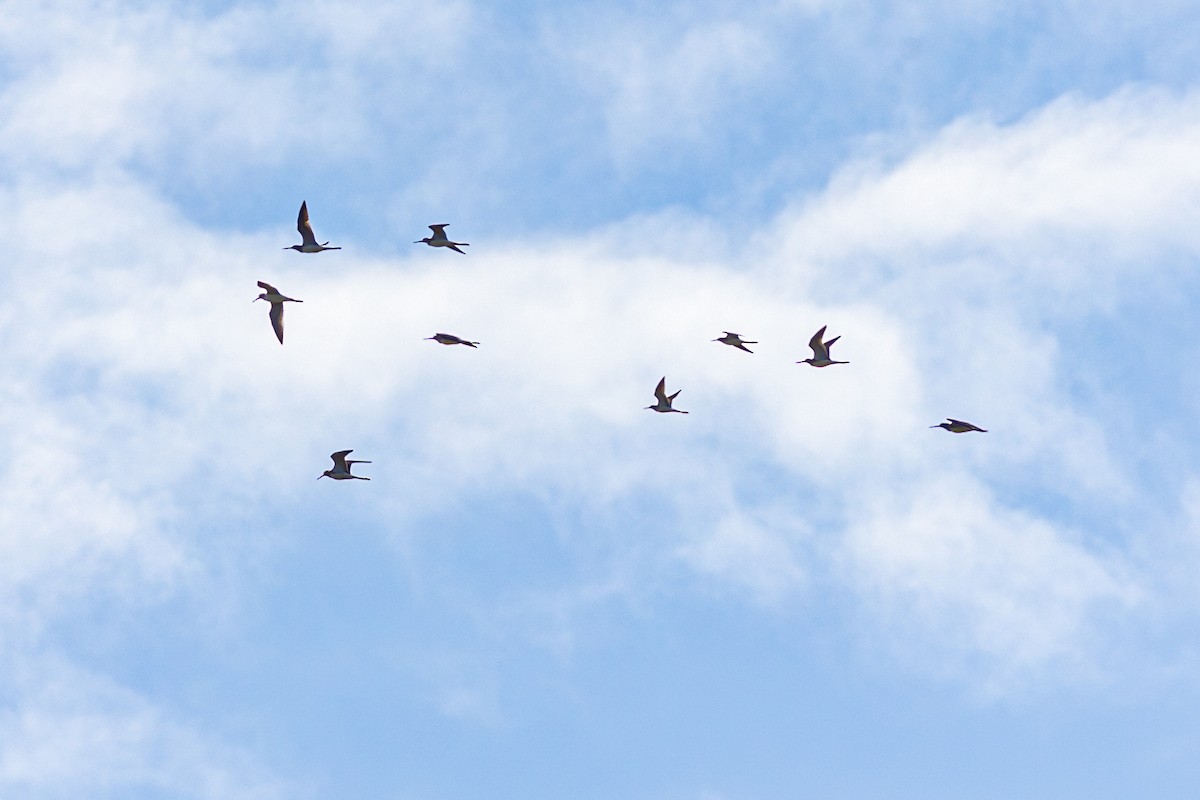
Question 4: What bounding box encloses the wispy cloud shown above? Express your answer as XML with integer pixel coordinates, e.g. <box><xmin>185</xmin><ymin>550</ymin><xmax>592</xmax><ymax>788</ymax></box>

<box><xmin>0</xmin><ymin>654</ymin><xmax>287</xmax><ymax>800</ymax></box>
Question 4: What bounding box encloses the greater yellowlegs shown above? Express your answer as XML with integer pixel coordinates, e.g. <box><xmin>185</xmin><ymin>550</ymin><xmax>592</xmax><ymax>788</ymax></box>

<box><xmin>319</xmin><ymin>450</ymin><xmax>371</xmax><ymax>480</ymax></box>
<box><xmin>284</xmin><ymin>201</ymin><xmax>341</xmax><ymax>253</ymax></box>
<box><xmin>253</xmin><ymin>280</ymin><xmax>302</xmax><ymax>345</ymax></box>
<box><xmin>414</xmin><ymin>224</ymin><xmax>469</xmax><ymax>254</ymax></box>
<box><xmin>714</xmin><ymin>332</ymin><xmax>756</xmax><ymax>353</ymax></box>
<box><xmin>798</xmin><ymin>325</ymin><xmax>848</xmax><ymax>367</ymax></box>
<box><xmin>426</xmin><ymin>333</ymin><xmax>479</xmax><ymax>348</ymax></box>
<box><xmin>931</xmin><ymin>419</ymin><xmax>987</xmax><ymax>433</ymax></box>
<box><xmin>646</xmin><ymin>377</ymin><xmax>688</xmax><ymax>414</ymax></box>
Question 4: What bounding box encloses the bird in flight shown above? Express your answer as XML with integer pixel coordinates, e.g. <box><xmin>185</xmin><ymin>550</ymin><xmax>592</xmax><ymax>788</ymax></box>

<box><xmin>284</xmin><ymin>201</ymin><xmax>341</xmax><ymax>253</ymax></box>
<box><xmin>425</xmin><ymin>332</ymin><xmax>479</xmax><ymax>348</ymax></box>
<box><xmin>930</xmin><ymin>418</ymin><xmax>987</xmax><ymax>433</ymax></box>
<box><xmin>797</xmin><ymin>325</ymin><xmax>848</xmax><ymax>367</ymax></box>
<box><xmin>319</xmin><ymin>450</ymin><xmax>372</xmax><ymax>480</ymax></box>
<box><xmin>414</xmin><ymin>224</ymin><xmax>469</xmax><ymax>254</ymax></box>
<box><xmin>253</xmin><ymin>280</ymin><xmax>302</xmax><ymax>344</ymax></box>
<box><xmin>714</xmin><ymin>332</ymin><xmax>756</xmax><ymax>353</ymax></box>
<box><xmin>646</xmin><ymin>377</ymin><xmax>688</xmax><ymax>414</ymax></box>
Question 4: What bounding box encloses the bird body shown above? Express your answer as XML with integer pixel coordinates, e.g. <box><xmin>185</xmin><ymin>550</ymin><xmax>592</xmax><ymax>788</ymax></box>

<box><xmin>253</xmin><ymin>280</ymin><xmax>302</xmax><ymax>344</ymax></box>
<box><xmin>319</xmin><ymin>450</ymin><xmax>371</xmax><ymax>480</ymax></box>
<box><xmin>415</xmin><ymin>224</ymin><xmax>469</xmax><ymax>254</ymax></box>
<box><xmin>285</xmin><ymin>201</ymin><xmax>341</xmax><ymax>252</ymax></box>
<box><xmin>798</xmin><ymin>325</ymin><xmax>848</xmax><ymax>367</ymax></box>
<box><xmin>714</xmin><ymin>332</ymin><xmax>756</xmax><ymax>353</ymax></box>
<box><xmin>646</xmin><ymin>377</ymin><xmax>688</xmax><ymax>413</ymax></box>
<box><xmin>931</xmin><ymin>418</ymin><xmax>987</xmax><ymax>433</ymax></box>
<box><xmin>426</xmin><ymin>332</ymin><xmax>479</xmax><ymax>348</ymax></box>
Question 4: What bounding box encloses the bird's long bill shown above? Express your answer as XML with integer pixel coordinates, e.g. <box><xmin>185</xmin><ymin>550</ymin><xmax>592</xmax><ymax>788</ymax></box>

<box><xmin>317</xmin><ymin>474</ymin><xmax>325</xmax><ymax>480</ymax></box>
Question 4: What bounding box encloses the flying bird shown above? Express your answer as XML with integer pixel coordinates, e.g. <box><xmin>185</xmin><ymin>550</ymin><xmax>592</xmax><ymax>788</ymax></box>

<box><xmin>646</xmin><ymin>377</ymin><xmax>688</xmax><ymax>414</ymax></box>
<box><xmin>797</xmin><ymin>325</ymin><xmax>848</xmax><ymax>367</ymax></box>
<box><xmin>414</xmin><ymin>224</ymin><xmax>469</xmax><ymax>254</ymax></box>
<box><xmin>425</xmin><ymin>332</ymin><xmax>479</xmax><ymax>348</ymax></box>
<box><xmin>930</xmin><ymin>418</ymin><xmax>987</xmax><ymax>433</ymax></box>
<box><xmin>284</xmin><ymin>201</ymin><xmax>341</xmax><ymax>252</ymax></box>
<box><xmin>714</xmin><ymin>332</ymin><xmax>756</xmax><ymax>353</ymax></box>
<box><xmin>253</xmin><ymin>280</ymin><xmax>302</xmax><ymax>344</ymax></box>
<box><xmin>319</xmin><ymin>450</ymin><xmax>371</xmax><ymax>480</ymax></box>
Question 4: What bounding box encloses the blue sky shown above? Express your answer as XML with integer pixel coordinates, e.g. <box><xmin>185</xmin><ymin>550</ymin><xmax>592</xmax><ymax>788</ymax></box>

<box><xmin>3</xmin><ymin>0</ymin><xmax>1200</xmax><ymax>798</ymax></box>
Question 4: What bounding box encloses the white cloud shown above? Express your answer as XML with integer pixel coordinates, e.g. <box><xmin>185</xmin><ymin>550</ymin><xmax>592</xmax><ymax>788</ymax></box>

<box><xmin>779</xmin><ymin>87</ymin><xmax>1200</xmax><ymax>285</ymax></box>
<box><xmin>676</xmin><ymin>507</ymin><xmax>809</xmax><ymax>605</ymax></box>
<box><xmin>0</xmin><ymin>0</ymin><xmax>475</xmax><ymax>177</ymax></box>
<box><xmin>0</xmin><ymin>655</ymin><xmax>287</xmax><ymax>800</ymax></box>
<box><xmin>544</xmin><ymin>10</ymin><xmax>780</xmax><ymax>164</ymax></box>
<box><xmin>838</xmin><ymin>473</ymin><xmax>1141</xmax><ymax>692</ymax></box>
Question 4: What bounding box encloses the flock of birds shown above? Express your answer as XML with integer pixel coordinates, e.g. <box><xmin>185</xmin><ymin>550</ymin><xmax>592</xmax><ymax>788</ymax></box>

<box><xmin>264</xmin><ymin>201</ymin><xmax>986</xmax><ymax>482</ymax></box>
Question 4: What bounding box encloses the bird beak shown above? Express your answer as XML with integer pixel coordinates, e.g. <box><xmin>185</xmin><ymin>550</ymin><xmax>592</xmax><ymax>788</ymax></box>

<box><xmin>317</xmin><ymin>474</ymin><xmax>325</xmax><ymax>480</ymax></box>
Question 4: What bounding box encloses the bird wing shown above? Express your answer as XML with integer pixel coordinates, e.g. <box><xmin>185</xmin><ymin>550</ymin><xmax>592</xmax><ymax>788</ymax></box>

<box><xmin>823</xmin><ymin>335</ymin><xmax>841</xmax><ymax>354</ymax></box>
<box><xmin>947</xmin><ymin>418</ymin><xmax>978</xmax><ymax>430</ymax></box>
<box><xmin>269</xmin><ymin>302</ymin><xmax>284</xmax><ymax>344</ymax></box>
<box><xmin>297</xmin><ymin>201</ymin><xmax>318</xmax><ymax>246</ymax></box>
<box><xmin>330</xmin><ymin>450</ymin><xmax>352</xmax><ymax>469</ymax></box>
<box><xmin>654</xmin><ymin>377</ymin><xmax>668</xmax><ymax>403</ymax></box>
<box><xmin>257</xmin><ymin>280</ymin><xmax>278</xmax><ymax>293</ymax></box>
<box><xmin>428</xmin><ymin>224</ymin><xmax>449</xmax><ymax>238</ymax></box>
<box><xmin>808</xmin><ymin>326</ymin><xmax>828</xmax><ymax>359</ymax></box>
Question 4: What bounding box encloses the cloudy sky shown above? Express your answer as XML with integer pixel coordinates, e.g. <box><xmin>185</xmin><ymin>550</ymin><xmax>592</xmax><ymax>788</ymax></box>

<box><xmin>3</xmin><ymin>0</ymin><xmax>1200</xmax><ymax>797</ymax></box>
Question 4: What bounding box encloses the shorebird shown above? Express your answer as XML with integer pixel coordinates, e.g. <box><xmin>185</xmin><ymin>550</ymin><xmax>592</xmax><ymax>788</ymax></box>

<box><xmin>284</xmin><ymin>201</ymin><xmax>341</xmax><ymax>253</ymax></box>
<box><xmin>414</xmin><ymin>224</ymin><xmax>469</xmax><ymax>254</ymax></box>
<box><xmin>797</xmin><ymin>325</ymin><xmax>848</xmax><ymax>367</ymax></box>
<box><xmin>714</xmin><ymin>332</ymin><xmax>756</xmax><ymax>353</ymax></box>
<box><xmin>253</xmin><ymin>280</ymin><xmax>302</xmax><ymax>344</ymax></box>
<box><xmin>319</xmin><ymin>450</ymin><xmax>371</xmax><ymax>480</ymax></box>
<box><xmin>646</xmin><ymin>377</ymin><xmax>688</xmax><ymax>414</ymax></box>
<box><xmin>425</xmin><ymin>333</ymin><xmax>479</xmax><ymax>348</ymax></box>
<box><xmin>931</xmin><ymin>418</ymin><xmax>987</xmax><ymax>433</ymax></box>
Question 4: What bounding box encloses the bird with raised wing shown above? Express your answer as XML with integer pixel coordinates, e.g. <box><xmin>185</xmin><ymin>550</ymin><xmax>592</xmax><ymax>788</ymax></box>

<box><xmin>931</xmin><ymin>419</ymin><xmax>987</xmax><ymax>433</ymax></box>
<box><xmin>425</xmin><ymin>333</ymin><xmax>479</xmax><ymax>348</ymax></box>
<box><xmin>714</xmin><ymin>332</ymin><xmax>756</xmax><ymax>353</ymax></box>
<box><xmin>646</xmin><ymin>377</ymin><xmax>688</xmax><ymax>414</ymax></box>
<box><xmin>253</xmin><ymin>281</ymin><xmax>302</xmax><ymax>344</ymax></box>
<box><xmin>284</xmin><ymin>201</ymin><xmax>341</xmax><ymax>253</ymax></box>
<box><xmin>797</xmin><ymin>325</ymin><xmax>848</xmax><ymax>367</ymax></box>
<box><xmin>319</xmin><ymin>450</ymin><xmax>371</xmax><ymax>480</ymax></box>
<box><xmin>414</xmin><ymin>224</ymin><xmax>469</xmax><ymax>254</ymax></box>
